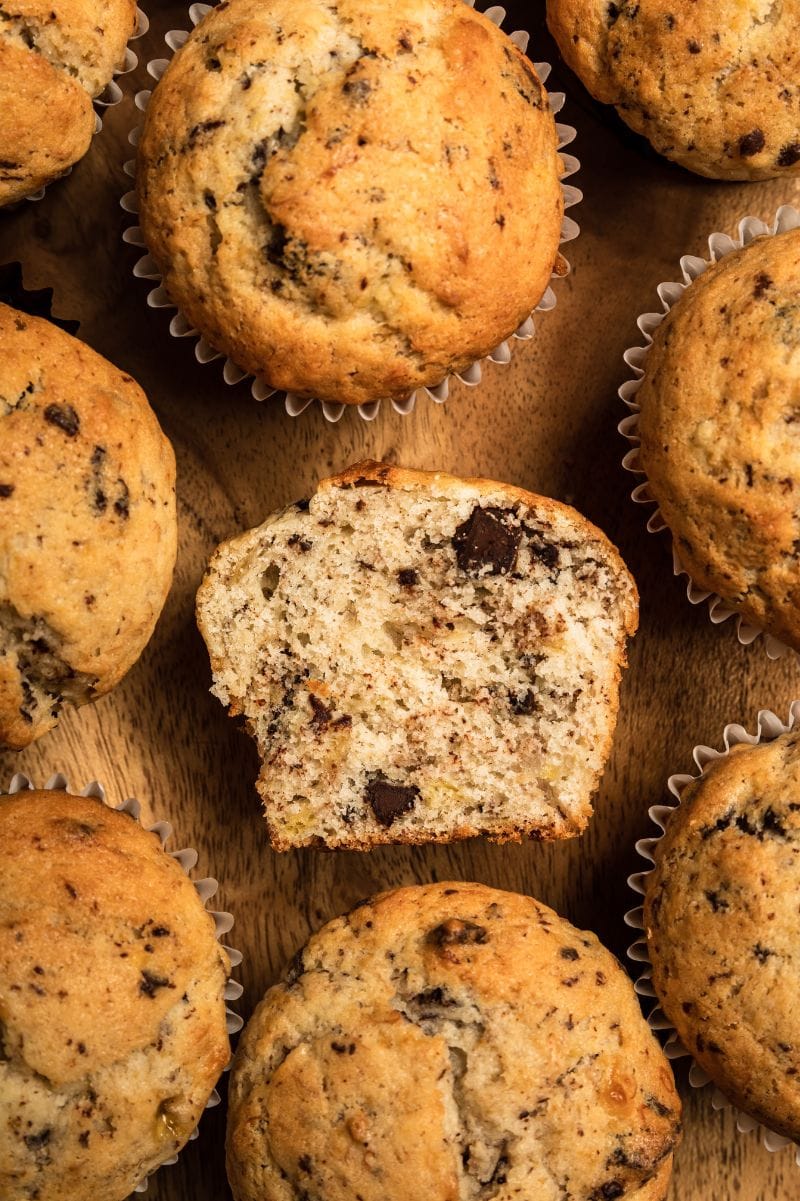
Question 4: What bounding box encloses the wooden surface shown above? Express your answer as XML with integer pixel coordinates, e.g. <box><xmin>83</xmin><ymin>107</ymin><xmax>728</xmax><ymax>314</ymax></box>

<box><xmin>2</xmin><ymin>3</ymin><xmax>799</xmax><ymax>1198</ymax></box>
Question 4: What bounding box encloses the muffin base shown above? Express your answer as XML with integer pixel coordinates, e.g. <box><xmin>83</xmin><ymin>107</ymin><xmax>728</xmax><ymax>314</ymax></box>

<box><xmin>624</xmin><ymin>702</ymin><xmax>800</xmax><ymax>1167</ymax></box>
<box><xmin>3</xmin><ymin>770</ymin><xmax>243</xmax><ymax>1194</ymax></box>
<box><xmin>618</xmin><ymin>204</ymin><xmax>800</xmax><ymax>662</ymax></box>
<box><xmin>121</xmin><ymin>1</ymin><xmax>581</xmax><ymax>423</ymax></box>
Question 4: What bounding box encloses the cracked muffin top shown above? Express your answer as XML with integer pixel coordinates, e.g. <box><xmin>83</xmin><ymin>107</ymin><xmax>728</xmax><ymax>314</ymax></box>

<box><xmin>634</xmin><ymin>228</ymin><xmax>800</xmax><ymax>651</ymax></box>
<box><xmin>136</xmin><ymin>0</ymin><xmax>563</xmax><ymax>406</ymax></box>
<box><xmin>226</xmin><ymin>881</ymin><xmax>680</xmax><ymax>1201</ymax></box>
<box><xmin>547</xmin><ymin>0</ymin><xmax>800</xmax><ymax>180</ymax></box>
<box><xmin>644</xmin><ymin>730</ymin><xmax>800</xmax><ymax>1141</ymax></box>
<box><xmin>0</xmin><ymin>789</ymin><xmax>231</xmax><ymax>1201</ymax></box>
<box><xmin>0</xmin><ymin>303</ymin><xmax>177</xmax><ymax>749</ymax></box>
<box><xmin>0</xmin><ymin>0</ymin><xmax>138</xmax><ymax>205</ymax></box>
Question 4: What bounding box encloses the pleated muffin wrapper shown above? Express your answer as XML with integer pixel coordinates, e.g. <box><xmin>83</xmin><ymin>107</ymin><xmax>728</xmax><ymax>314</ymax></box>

<box><xmin>618</xmin><ymin>203</ymin><xmax>800</xmax><ymax>661</ymax></box>
<box><xmin>19</xmin><ymin>7</ymin><xmax>149</xmax><ymax>205</ymax></box>
<box><xmin>121</xmin><ymin>0</ymin><xmax>581</xmax><ymax>423</ymax></box>
<box><xmin>4</xmin><ymin>770</ymin><xmax>244</xmax><ymax>1196</ymax></box>
<box><xmin>624</xmin><ymin>702</ymin><xmax>800</xmax><ymax>1166</ymax></box>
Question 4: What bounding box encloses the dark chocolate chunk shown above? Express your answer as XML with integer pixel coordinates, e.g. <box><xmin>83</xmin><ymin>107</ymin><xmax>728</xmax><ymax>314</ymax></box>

<box><xmin>686</xmin><ymin>38</ymin><xmax>701</xmax><ymax>52</ymax></box>
<box><xmin>739</xmin><ymin>129</ymin><xmax>765</xmax><ymax>157</ymax></box>
<box><xmin>509</xmin><ymin>688</ymin><xmax>537</xmax><ymax>715</ymax></box>
<box><xmin>23</xmin><ymin>1129</ymin><xmax>51</xmax><ymax>1152</ymax></box>
<box><xmin>204</xmin><ymin>189</ymin><xmax>217</xmax><ymax>210</ymax></box>
<box><xmin>452</xmin><ymin>506</ymin><xmax>521</xmax><ymax>576</ymax></box>
<box><xmin>428</xmin><ymin>919</ymin><xmax>488</xmax><ymax>946</ymax></box>
<box><xmin>590</xmin><ymin>1184</ymin><xmax>624</xmax><ymax>1201</ymax></box>
<box><xmin>187</xmin><ymin>119</ymin><xmax>226</xmax><ymax>147</ymax></box>
<box><xmin>778</xmin><ymin>142</ymin><xmax>800</xmax><ymax>168</ymax></box>
<box><xmin>342</xmin><ymin>78</ymin><xmax>372</xmax><ymax>102</ymax></box>
<box><xmin>366</xmin><ymin>776</ymin><xmax>419</xmax><ymax>826</ymax></box>
<box><xmin>753</xmin><ymin>272</ymin><xmax>773</xmax><ymax>298</ymax></box>
<box><xmin>43</xmin><ymin>403</ymin><xmax>79</xmax><ymax>437</ymax></box>
<box><xmin>398</xmin><ymin>568</ymin><xmax>418</xmax><ymax>587</ymax></box>
<box><xmin>138</xmin><ymin>970</ymin><xmax>172</xmax><ymax>998</ymax></box>
<box><xmin>309</xmin><ymin>694</ymin><xmax>331</xmax><ymax>727</ymax></box>
<box><xmin>113</xmin><ymin>480</ymin><xmax>130</xmax><ymax>519</ymax></box>
<box><xmin>0</xmin><ymin>483</ymin><xmax>14</xmax><ymax>498</ymax></box>
<box><xmin>559</xmin><ymin>946</ymin><xmax>580</xmax><ymax>961</ymax></box>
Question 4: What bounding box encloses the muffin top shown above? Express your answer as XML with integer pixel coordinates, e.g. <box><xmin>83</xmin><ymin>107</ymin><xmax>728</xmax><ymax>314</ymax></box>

<box><xmin>0</xmin><ymin>789</ymin><xmax>231</xmax><ymax>1201</ymax></box>
<box><xmin>137</xmin><ymin>0</ymin><xmax>564</xmax><ymax>406</ymax></box>
<box><xmin>635</xmin><ymin>228</ymin><xmax>800</xmax><ymax>650</ymax></box>
<box><xmin>547</xmin><ymin>0</ymin><xmax>800</xmax><ymax>180</ymax></box>
<box><xmin>227</xmin><ymin>881</ymin><xmax>680</xmax><ymax>1201</ymax></box>
<box><xmin>0</xmin><ymin>303</ymin><xmax>177</xmax><ymax>749</ymax></box>
<box><xmin>0</xmin><ymin>0</ymin><xmax>138</xmax><ymax>205</ymax></box>
<box><xmin>645</xmin><ymin>731</ymin><xmax>800</xmax><ymax>1141</ymax></box>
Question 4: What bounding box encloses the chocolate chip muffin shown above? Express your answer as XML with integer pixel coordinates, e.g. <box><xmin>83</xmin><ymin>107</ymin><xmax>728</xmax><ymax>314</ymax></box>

<box><xmin>633</xmin><ymin>227</ymin><xmax>800</xmax><ymax>651</ymax></box>
<box><xmin>136</xmin><ymin>0</ymin><xmax>564</xmax><ymax>405</ymax></box>
<box><xmin>0</xmin><ymin>303</ymin><xmax>177</xmax><ymax>749</ymax></box>
<box><xmin>0</xmin><ymin>0</ymin><xmax>138</xmax><ymax>205</ymax></box>
<box><xmin>0</xmin><ymin>788</ymin><xmax>231</xmax><ymax>1201</ymax></box>
<box><xmin>547</xmin><ymin>0</ymin><xmax>800</xmax><ymax>180</ymax></box>
<box><xmin>227</xmin><ymin>882</ymin><xmax>681</xmax><ymax>1201</ymax></box>
<box><xmin>197</xmin><ymin>461</ymin><xmax>638</xmax><ymax>850</ymax></box>
<box><xmin>644</xmin><ymin>729</ymin><xmax>800</xmax><ymax>1141</ymax></box>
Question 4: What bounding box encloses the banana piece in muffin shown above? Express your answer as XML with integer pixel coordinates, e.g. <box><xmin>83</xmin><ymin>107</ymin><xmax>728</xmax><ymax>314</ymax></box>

<box><xmin>196</xmin><ymin>461</ymin><xmax>638</xmax><ymax>850</ymax></box>
<box><xmin>227</xmin><ymin>882</ymin><xmax>681</xmax><ymax>1201</ymax></box>
<box><xmin>136</xmin><ymin>0</ymin><xmax>564</xmax><ymax>405</ymax></box>
<box><xmin>0</xmin><ymin>0</ymin><xmax>138</xmax><ymax>205</ymax></box>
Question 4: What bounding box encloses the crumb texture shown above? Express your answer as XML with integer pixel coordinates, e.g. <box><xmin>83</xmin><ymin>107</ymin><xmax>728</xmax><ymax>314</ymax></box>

<box><xmin>196</xmin><ymin>461</ymin><xmax>638</xmax><ymax>850</ymax></box>
<box><xmin>0</xmin><ymin>302</ymin><xmax>177</xmax><ymax>749</ymax></box>
<box><xmin>0</xmin><ymin>0</ymin><xmax>137</xmax><ymax>204</ymax></box>
<box><xmin>635</xmin><ymin>229</ymin><xmax>800</xmax><ymax>650</ymax></box>
<box><xmin>137</xmin><ymin>0</ymin><xmax>563</xmax><ymax>404</ymax></box>
<box><xmin>227</xmin><ymin>882</ymin><xmax>680</xmax><ymax>1201</ymax></box>
<box><xmin>0</xmin><ymin>790</ymin><xmax>231</xmax><ymax>1201</ymax></box>
<box><xmin>546</xmin><ymin>0</ymin><xmax>800</xmax><ymax>180</ymax></box>
<box><xmin>645</xmin><ymin>732</ymin><xmax>800</xmax><ymax>1142</ymax></box>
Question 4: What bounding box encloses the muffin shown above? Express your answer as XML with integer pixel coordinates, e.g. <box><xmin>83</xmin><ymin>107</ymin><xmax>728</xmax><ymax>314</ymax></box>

<box><xmin>0</xmin><ymin>0</ymin><xmax>138</xmax><ymax>205</ymax></box>
<box><xmin>136</xmin><ymin>0</ymin><xmax>564</xmax><ymax>406</ymax></box>
<box><xmin>0</xmin><ymin>302</ymin><xmax>177</xmax><ymax>749</ymax></box>
<box><xmin>632</xmin><ymin>226</ymin><xmax>800</xmax><ymax>652</ymax></box>
<box><xmin>644</xmin><ymin>729</ymin><xmax>800</xmax><ymax>1142</ymax></box>
<box><xmin>547</xmin><ymin>0</ymin><xmax>800</xmax><ymax>180</ymax></box>
<box><xmin>227</xmin><ymin>882</ymin><xmax>681</xmax><ymax>1201</ymax></box>
<box><xmin>196</xmin><ymin>460</ymin><xmax>638</xmax><ymax>850</ymax></box>
<box><xmin>0</xmin><ymin>788</ymin><xmax>231</xmax><ymax>1201</ymax></box>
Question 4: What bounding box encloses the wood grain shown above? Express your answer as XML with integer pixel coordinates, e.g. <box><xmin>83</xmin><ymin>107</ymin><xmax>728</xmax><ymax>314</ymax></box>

<box><xmin>1</xmin><ymin>3</ymin><xmax>799</xmax><ymax>1198</ymax></box>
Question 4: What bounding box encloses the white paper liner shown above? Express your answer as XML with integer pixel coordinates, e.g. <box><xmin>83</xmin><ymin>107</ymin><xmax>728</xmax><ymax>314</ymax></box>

<box><xmin>19</xmin><ymin>8</ymin><xmax>149</xmax><ymax>205</ymax></box>
<box><xmin>624</xmin><ymin>702</ymin><xmax>800</xmax><ymax>1166</ymax></box>
<box><xmin>121</xmin><ymin>0</ymin><xmax>582</xmax><ymax>423</ymax></box>
<box><xmin>3</xmin><ymin>770</ymin><xmax>244</xmax><ymax>1196</ymax></box>
<box><xmin>618</xmin><ymin>203</ymin><xmax>800</xmax><ymax>661</ymax></box>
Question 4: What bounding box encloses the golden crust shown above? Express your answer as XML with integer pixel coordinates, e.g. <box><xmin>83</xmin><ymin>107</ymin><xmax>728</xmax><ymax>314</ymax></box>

<box><xmin>0</xmin><ymin>789</ymin><xmax>231</xmax><ymax>1201</ymax></box>
<box><xmin>645</xmin><ymin>732</ymin><xmax>800</xmax><ymax>1141</ymax></box>
<box><xmin>136</xmin><ymin>0</ymin><xmax>563</xmax><ymax>405</ymax></box>
<box><xmin>0</xmin><ymin>0</ymin><xmax>137</xmax><ymax>205</ymax></box>
<box><xmin>547</xmin><ymin>0</ymin><xmax>800</xmax><ymax>180</ymax></box>
<box><xmin>0</xmin><ymin>303</ymin><xmax>177</xmax><ymax>749</ymax></box>
<box><xmin>636</xmin><ymin>229</ymin><xmax>800</xmax><ymax>650</ymax></box>
<box><xmin>227</xmin><ymin>882</ymin><xmax>680</xmax><ymax>1201</ymax></box>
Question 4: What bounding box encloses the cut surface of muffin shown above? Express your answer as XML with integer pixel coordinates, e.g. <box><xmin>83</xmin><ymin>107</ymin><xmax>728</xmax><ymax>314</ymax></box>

<box><xmin>197</xmin><ymin>461</ymin><xmax>638</xmax><ymax>849</ymax></box>
<box><xmin>227</xmin><ymin>882</ymin><xmax>680</xmax><ymax>1201</ymax></box>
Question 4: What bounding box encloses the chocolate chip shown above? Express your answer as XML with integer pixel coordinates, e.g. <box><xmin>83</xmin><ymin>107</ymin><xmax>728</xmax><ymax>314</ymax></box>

<box><xmin>509</xmin><ymin>688</ymin><xmax>537</xmax><ymax>714</ymax></box>
<box><xmin>138</xmin><ymin>970</ymin><xmax>172</xmax><ymax>997</ymax></box>
<box><xmin>309</xmin><ymin>694</ymin><xmax>331</xmax><ymax>727</ymax></box>
<box><xmin>365</xmin><ymin>776</ymin><xmax>419</xmax><ymax>826</ymax></box>
<box><xmin>753</xmin><ymin>272</ymin><xmax>773</xmax><ymax>297</ymax></box>
<box><xmin>739</xmin><ymin>129</ymin><xmax>765</xmax><ymax>157</ymax></box>
<box><xmin>43</xmin><ymin>403</ymin><xmax>79</xmax><ymax>436</ymax></box>
<box><xmin>753</xmin><ymin>943</ymin><xmax>775</xmax><ymax>963</ymax></box>
<box><xmin>398</xmin><ymin>568</ymin><xmax>418</xmax><ymax>587</ymax></box>
<box><xmin>686</xmin><ymin>38</ymin><xmax>701</xmax><ymax>52</ymax></box>
<box><xmin>560</xmin><ymin>946</ymin><xmax>580</xmax><ymax>961</ymax></box>
<box><xmin>429</xmin><ymin>919</ymin><xmax>488</xmax><ymax>946</ymax></box>
<box><xmin>778</xmin><ymin>142</ymin><xmax>800</xmax><ymax>167</ymax></box>
<box><xmin>204</xmin><ymin>189</ymin><xmax>217</xmax><ymax>210</ymax></box>
<box><xmin>0</xmin><ymin>483</ymin><xmax>14</xmax><ymax>498</ymax></box>
<box><xmin>342</xmin><ymin>78</ymin><xmax>372</xmax><ymax>102</ymax></box>
<box><xmin>453</xmin><ymin>506</ymin><xmax>522</xmax><ymax>576</ymax></box>
<box><xmin>187</xmin><ymin>119</ymin><xmax>226</xmax><ymax>147</ymax></box>
<box><xmin>23</xmin><ymin>1129</ymin><xmax>51</xmax><ymax>1152</ymax></box>
<box><xmin>113</xmin><ymin>480</ymin><xmax>129</xmax><ymax>519</ymax></box>
<box><xmin>590</xmin><ymin>1184</ymin><xmax>624</xmax><ymax>1201</ymax></box>
<box><xmin>206</xmin><ymin>56</ymin><xmax>222</xmax><ymax>70</ymax></box>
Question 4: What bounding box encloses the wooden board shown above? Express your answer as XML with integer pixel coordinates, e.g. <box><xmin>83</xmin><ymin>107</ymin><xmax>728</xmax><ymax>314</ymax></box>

<box><xmin>1</xmin><ymin>3</ymin><xmax>799</xmax><ymax>1197</ymax></box>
